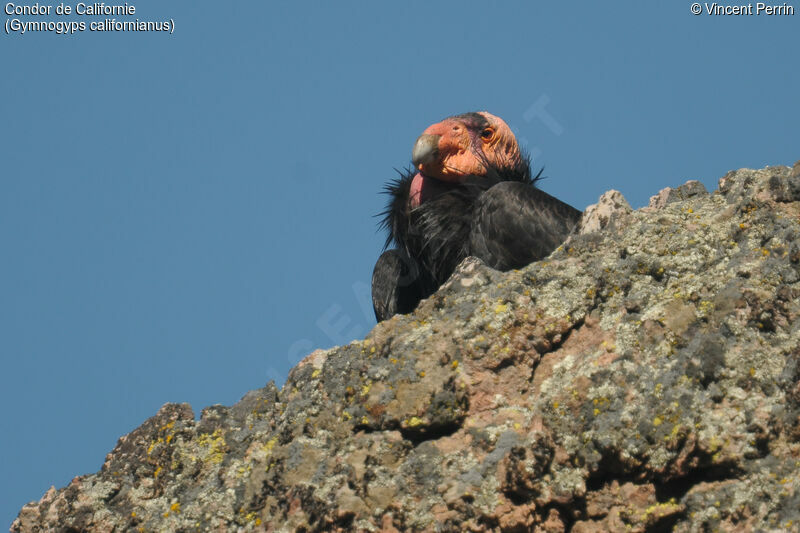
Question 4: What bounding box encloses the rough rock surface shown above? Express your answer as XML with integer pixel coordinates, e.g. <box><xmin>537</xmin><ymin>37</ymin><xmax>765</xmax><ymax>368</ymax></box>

<box><xmin>12</xmin><ymin>163</ymin><xmax>800</xmax><ymax>532</ymax></box>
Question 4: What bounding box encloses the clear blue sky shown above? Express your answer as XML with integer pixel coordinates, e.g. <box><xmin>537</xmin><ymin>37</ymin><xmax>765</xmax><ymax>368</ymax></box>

<box><xmin>1</xmin><ymin>1</ymin><xmax>797</xmax><ymax>526</ymax></box>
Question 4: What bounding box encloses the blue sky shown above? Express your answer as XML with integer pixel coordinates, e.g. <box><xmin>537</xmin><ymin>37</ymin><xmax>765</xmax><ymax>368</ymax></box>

<box><xmin>1</xmin><ymin>1</ymin><xmax>798</xmax><ymax>526</ymax></box>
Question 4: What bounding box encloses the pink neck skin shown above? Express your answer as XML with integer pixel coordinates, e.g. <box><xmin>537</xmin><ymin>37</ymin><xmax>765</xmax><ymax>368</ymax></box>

<box><xmin>409</xmin><ymin>172</ymin><xmax>424</xmax><ymax>209</ymax></box>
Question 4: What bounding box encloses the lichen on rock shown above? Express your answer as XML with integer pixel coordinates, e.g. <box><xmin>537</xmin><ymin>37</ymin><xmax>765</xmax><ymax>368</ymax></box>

<box><xmin>12</xmin><ymin>163</ymin><xmax>800</xmax><ymax>532</ymax></box>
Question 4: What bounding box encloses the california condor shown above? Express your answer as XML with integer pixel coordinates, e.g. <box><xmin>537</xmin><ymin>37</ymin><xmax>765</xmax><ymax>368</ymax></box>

<box><xmin>372</xmin><ymin>111</ymin><xmax>582</xmax><ymax>322</ymax></box>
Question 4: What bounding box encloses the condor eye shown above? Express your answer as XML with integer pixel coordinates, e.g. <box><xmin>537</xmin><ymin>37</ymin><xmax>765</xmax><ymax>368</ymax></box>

<box><xmin>480</xmin><ymin>128</ymin><xmax>494</xmax><ymax>140</ymax></box>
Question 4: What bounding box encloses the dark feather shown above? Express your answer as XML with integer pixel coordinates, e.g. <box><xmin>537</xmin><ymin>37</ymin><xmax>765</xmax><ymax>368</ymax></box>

<box><xmin>469</xmin><ymin>181</ymin><xmax>581</xmax><ymax>270</ymax></box>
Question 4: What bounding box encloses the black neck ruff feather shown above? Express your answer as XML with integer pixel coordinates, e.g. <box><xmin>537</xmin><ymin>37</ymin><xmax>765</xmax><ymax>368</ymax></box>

<box><xmin>378</xmin><ymin>154</ymin><xmax>541</xmax><ymax>286</ymax></box>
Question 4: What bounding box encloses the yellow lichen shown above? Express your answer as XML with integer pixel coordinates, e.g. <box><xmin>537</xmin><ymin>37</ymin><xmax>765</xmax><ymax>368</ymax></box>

<box><xmin>698</xmin><ymin>300</ymin><xmax>715</xmax><ymax>315</ymax></box>
<box><xmin>196</xmin><ymin>429</ymin><xmax>226</xmax><ymax>465</ymax></box>
<box><xmin>244</xmin><ymin>511</ymin><xmax>262</xmax><ymax>525</ymax></box>
<box><xmin>170</xmin><ymin>502</ymin><xmax>181</xmax><ymax>513</ymax></box>
<box><xmin>641</xmin><ymin>498</ymin><xmax>679</xmax><ymax>520</ymax></box>
<box><xmin>147</xmin><ymin>437</ymin><xmax>164</xmax><ymax>456</ymax></box>
<box><xmin>406</xmin><ymin>416</ymin><xmax>424</xmax><ymax>427</ymax></box>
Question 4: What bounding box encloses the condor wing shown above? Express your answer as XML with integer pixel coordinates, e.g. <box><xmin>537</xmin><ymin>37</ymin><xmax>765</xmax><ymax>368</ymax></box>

<box><xmin>469</xmin><ymin>181</ymin><xmax>582</xmax><ymax>271</ymax></box>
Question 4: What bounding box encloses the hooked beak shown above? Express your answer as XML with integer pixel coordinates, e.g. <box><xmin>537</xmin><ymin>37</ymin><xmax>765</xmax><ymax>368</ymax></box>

<box><xmin>411</xmin><ymin>134</ymin><xmax>440</xmax><ymax>167</ymax></box>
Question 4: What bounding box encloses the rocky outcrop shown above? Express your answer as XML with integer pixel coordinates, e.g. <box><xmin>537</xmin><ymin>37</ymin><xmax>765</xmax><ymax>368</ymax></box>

<box><xmin>12</xmin><ymin>162</ymin><xmax>800</xmax><ymax>532</ymax></box>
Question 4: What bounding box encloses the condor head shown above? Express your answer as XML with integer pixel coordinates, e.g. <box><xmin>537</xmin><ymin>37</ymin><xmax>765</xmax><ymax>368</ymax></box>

<box><xmin>409</xmin><ymin>111</ymin><xmax>522</xmax><ymax>208</ymax></box>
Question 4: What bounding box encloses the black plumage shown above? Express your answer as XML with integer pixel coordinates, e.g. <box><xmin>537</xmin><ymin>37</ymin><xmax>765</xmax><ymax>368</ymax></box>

<box><xmin>372</xmin><ymin>112</ymin><xmax>582</xmax><ymax>322</ymax></box>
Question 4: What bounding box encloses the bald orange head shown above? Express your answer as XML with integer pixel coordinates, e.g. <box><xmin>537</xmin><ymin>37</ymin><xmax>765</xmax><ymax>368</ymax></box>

<box><xmin>408</xmin><ymin>111</ymin><xmax>522</xmax><ymax>208</ymax></box>
<box><xmin>411</xmin><ymin>111</ymin><xmax>521</xmax><ymax>183</ymax></box>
